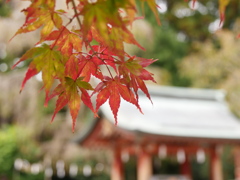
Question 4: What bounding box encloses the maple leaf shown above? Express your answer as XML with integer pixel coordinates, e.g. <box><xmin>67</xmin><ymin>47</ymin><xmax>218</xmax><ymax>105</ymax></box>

<box><xmin>19</xmin><ymin>65</ymin><xmax>39</xmax><ymax>93</ymax></box>
<box><xmin>93</xmin><ymin>76</ymin><xmax>142</xmax><ymax>125</ymax></box>
<box><xmin>50</xmin><ymin>77</ymin><xmax>95</xmax><ymax>132</ymax></box>
<box><xmin>13</xmin><ymin>44</ymin><xmax>65</xmax><ymax>96</ymax></box>
<box><xmin>91</xmin><ymin>25</ymin><xmax>144</xmax><ymax>60</ymax></box>
<box><xmin>12</xmin><ymin>5</ymin><xmax>62</xmax><ymax>40</ymax></box>
<box><xmin>63</xmin><ymin>46</ymin><xmax>116</xmax><ymax>84</ymax></box>
<box><xmin>77</xmin><ymin>54</ymin><xmax>104</xmax><ymax>82</ymax></box>
<box><xmin>140</xmin><ymin>0</ymin><xmax>161</xmax><ymax>25</ymax></box>
<box><xmin>112</xmin><ymin>26</ymin><xmax>145</xmax><ymax>50</ymax></box>
<box><xmin>65</xmin><ymin>77</ymin><xmax>81</xmax><ymax>131</ymax></box>
<box><xmin>80</xmin><ymin>1</ymin><xmax>123</xmax><ymax>41</ymax></box>
<box><xmin>50</xmin><ymin>84</ymin><xmax>68</xmax><ymax>119</ymax></box>
<box><xmin>119</xmin><ymin>57</ymin><xmax>156</xmax><ymax>103</ymax></box>
<box><xmin>122</xmin><ymin>0</ymin><xmax>137</xmax><ymax>26</ymax></box>
<box><xmin>44</xmin><ymin>27</ymin><xmax>82</xmax><ymax>56</ymax></box>
<box><xmin>88</xmin><ymin>45</ymin><xmax>117</xmax><ymax>71</ymax></box>
<box><xmin>65</xmin><ymin>54</ymin><xmax>81</xmax><ymax>80</ymax></box>
<box><xmin>81</xmin><ymin>0</ymin><xmax>143</xmax><ymax>58</ymax></box>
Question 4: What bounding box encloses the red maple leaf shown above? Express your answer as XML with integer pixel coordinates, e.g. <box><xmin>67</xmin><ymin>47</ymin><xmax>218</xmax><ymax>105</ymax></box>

<box><xmin>88</xmin><ymin>45</ymin><xmax>117</xmax><ymax>71</ymax></box>
<box><xmin>65</xmin><ymin>54</ymin><xmax>81</xmax><ymax>80</ymax></box>
<box><xmin>77</xmin><ymin>54</ymin><xmax>104</xmax><ymax>82</ymax></box>
<box><xmin>49</xmin><ymin>77</ymin><xmax>96</xmax><ymax>132</ymax></box>
<box><xmin>119</xmin><ymin>57</ymin><xmax>157</xmax><ymax>103</ymax></box>
<box><xmin>44</xmin><ymin>27</ymin><xmax>82</xmax><ymax>56</ymax></box>
<box><xmin>93</xmin><ymin>76</ymin><xmax>142</xmax><ymax>125</ymax></box>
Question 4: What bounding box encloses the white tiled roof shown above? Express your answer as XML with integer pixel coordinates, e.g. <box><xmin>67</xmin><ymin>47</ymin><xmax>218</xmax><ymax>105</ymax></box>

<box><xmin>100</xmin><ymin>85</ymin><xmax>240</xmax><ymax>140</ymax></box>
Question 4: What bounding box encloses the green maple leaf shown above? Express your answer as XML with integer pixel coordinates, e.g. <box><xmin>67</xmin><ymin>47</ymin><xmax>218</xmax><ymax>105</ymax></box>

<box><xmin>13</xmin><ymin>44</ymin><xmax>65</xmax><ymax>95</ymax></box>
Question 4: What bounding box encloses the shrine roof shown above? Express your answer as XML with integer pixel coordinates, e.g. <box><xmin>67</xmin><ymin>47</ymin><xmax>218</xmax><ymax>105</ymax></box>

<box><xmin>98</xmin><ymin>85</ymin><xmax>240</xmax><ymax>140</ymax></box>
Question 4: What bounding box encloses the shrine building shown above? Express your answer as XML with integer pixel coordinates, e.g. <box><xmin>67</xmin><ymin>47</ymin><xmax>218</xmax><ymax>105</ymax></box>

<box><xmin>75</xmin><ymin>85</ymin><xmax>240</xmax><ymax>180</ymax></box>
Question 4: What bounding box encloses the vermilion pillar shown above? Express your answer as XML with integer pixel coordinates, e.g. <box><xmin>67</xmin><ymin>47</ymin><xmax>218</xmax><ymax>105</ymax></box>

<box><xmin>111</xmin><ymin>149</ymin><xmax>124</xmax><ymax>180</ymax></box>
<box><xmin>209</xmin><ymin>146</ymin><xmax>223</xmax><ymax>180</ymax></box>
<box><xmin>137</xmin><ymin>149</ymin><xmax>152</xmax><ymax>180</ymax></box>
<box><xmin>180</xmin><ymin>154</ymin><xmax>192</xmax><ymax>179</ymax></box>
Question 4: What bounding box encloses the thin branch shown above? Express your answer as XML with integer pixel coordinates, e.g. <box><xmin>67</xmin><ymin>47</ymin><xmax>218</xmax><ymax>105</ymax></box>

<box><xmin>70</xmin><ymin>0</ymin><xmax>116</xmax><ymax>79</ymax></box>
<box><xmin>70</xmin><ymin>0</ymin><xmax>83</xmax><ymax>29</ymax></box>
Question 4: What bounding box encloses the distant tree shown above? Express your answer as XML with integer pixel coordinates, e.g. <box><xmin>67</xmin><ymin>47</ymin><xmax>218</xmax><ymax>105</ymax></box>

<box><xmin>134</xmin><ymin>0</ymin><xmax>240</xmax><ymax>86</ymax></box>
<box><xmin>179</xmin><ymin>29</ymin><xmax>240</xmax><ymax>117</ymax></box>
<box><xmin>0</xmin><ymin>0</ymin><xmax>11</xmax><ymax>17</ymax></box>
<box><xmin>164</xmin><ymin>0</ymin><xmax>239</xmax><ymax>42</ymax></box>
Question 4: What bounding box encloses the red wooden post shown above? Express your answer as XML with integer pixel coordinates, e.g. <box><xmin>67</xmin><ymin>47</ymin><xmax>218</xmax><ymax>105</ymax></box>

<box><xmin>111</xmin><ymin>148</ymin><xmax>124</xmax><ymax>180</ymax></box>
<box><xmin>209</xmin><ymin>146</ymin><xmax>223</xmax><ymax>180</ymax></box>
<box><xmin>137</xmin><ymin>149</ymin><xmax>152</xmax><ymax>180</ymax></box>
<box><xmin>180</xmin><ymin>154</ymin><xmax>192</xmax><ymax>179</ymax></box>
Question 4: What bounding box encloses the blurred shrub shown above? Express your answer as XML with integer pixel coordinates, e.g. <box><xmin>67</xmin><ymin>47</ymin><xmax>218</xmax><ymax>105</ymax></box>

<box><xmin>0</xmin><ymin>125</ymin><xmax>42</xmax><ymax>179</ymax></box>
<box><xmin>0</xmin><ymin>0</ymin><xmax>11</xmax><ymax>17</ymax></box>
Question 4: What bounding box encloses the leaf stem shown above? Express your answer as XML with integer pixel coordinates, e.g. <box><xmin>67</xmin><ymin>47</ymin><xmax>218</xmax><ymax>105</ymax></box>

<box><xmin>99</xmin><ymin>57</ymin><xmax>115</xmax><ymax>79</ymax></box>
<box><xmin>70</xmin><ymin>0</ymin><xmax>94</xmax><ymax>52</ymax></box>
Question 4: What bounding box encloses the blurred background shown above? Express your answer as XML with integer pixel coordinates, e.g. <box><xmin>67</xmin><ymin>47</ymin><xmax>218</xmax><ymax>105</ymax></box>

<box><xmin>0</xmin><ymin>0</ymin><xmax>240</xmax><ymax>179</ymax></box>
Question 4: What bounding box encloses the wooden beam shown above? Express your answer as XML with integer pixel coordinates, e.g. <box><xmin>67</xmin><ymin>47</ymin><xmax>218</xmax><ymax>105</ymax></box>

<box><xmin>111</xmin><ymin>149</ymin><xmax>124</xmax><ymax>180</ymax></box>
<box><xmin>209</xmin><ymin>145</ymin><xmax>223</xmax><ymax>180</ymax></box>
<box><xmin>137</xmin><ymin>149</ymin><xmax>152</xmax><ymax>180</ymax></box>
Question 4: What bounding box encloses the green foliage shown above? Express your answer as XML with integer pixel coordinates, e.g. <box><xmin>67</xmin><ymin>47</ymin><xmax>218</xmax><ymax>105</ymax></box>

<box><xmin>0</xmin><ymin>126</ymin><xmax>18</xmax><ymax>177</ymax></box>
<box><xmin>222</xmin><ymin>146</ymin><xmax>234</xmax><ymax>180</ymax></box>
<box><xmin>166</xmin><ymin>0</ymin><xmax>215</xmax><ymax>42</ymax></box>
<box><xmin>152</xmin><ymin>156</ymin><xmax>180</xmax><ymax>174</ymax></box>
<box><xmin>0</xmin><ymin>0</ymin><xmax>11</xmax><ymax>17</ymax></box>
<box><xmin>179</xmin><ymin>30</ymin><xmax>240</xmax><ymax>88</ymax></box>
<box><xmin>136</xmin><ymin>24</ymin><xmax>190</xmax><ymax>86</ymax></box>
<box><xmin>164</xmin><ymin>0</ymin><xmax>237</xmax><ymax>42</ymax></box>
<box><xmin>0</xmin><ymin>126</ymin><xmax>41</xmax><ymax>179</ymax></box>
<box><xmin>13</xmin><ymin>172</ymin><xmax>44</xmax><ymax>180</ymax></box>
<box><xmin>191</xmin><ymin>157</ymin><xmax>209</xmax><ymax>180</ymax></box>
<box><xmin>124</xmin><ymin>156</ymin><xmax>137</xmax><ymax>180</ymax></box>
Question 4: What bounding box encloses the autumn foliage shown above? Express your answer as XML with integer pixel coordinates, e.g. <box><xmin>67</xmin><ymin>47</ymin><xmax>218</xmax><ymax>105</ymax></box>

<box><xmin>11</xmin><ymin>0</ymin><xmax>230</xmax><ymax>132</ymax></box>
<box><xmin>11</xmin><ymin>0</ymin><xmax>159</xmax><ymax>131</ymax></box>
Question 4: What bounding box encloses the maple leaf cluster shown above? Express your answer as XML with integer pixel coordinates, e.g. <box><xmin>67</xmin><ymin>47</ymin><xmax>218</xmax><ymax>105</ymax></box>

<box><xmin>12</xmin><ymin>0</ymin><xmax>158</xmax><ymax>131</ymax></box>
